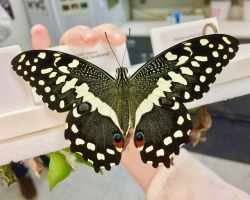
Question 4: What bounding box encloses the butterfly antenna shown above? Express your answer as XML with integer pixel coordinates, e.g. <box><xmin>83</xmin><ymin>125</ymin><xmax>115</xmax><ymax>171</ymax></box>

<box><xmin>121</xmin><ymin>28</ymin><xmax>131</xmax><ymax>68</ymax></box>
<box><xmin>105</xmin><ymin>32</ymin><xmax>122</xmax><ymax>68</ymax></box>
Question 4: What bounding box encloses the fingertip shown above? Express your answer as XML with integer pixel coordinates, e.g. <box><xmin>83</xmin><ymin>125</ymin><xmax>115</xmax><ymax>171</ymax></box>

<box><xmin>31</xmin><ymin>24</ymin><xmax>52</xmax><ymax>50</ymax></box>
<box><xmin>60</xmin><ymin>25</ymin><xmax>99</xmax><ymax>47</ymax></box>
<box><xmin>93</xmin><ymin>24</ymin><xmax>126</xmax><ymax>46</ymax></box>
<box><xmin>105</xmin><ymin>29</ymin><xmax>126</xmax><ymax>46</ymax></box>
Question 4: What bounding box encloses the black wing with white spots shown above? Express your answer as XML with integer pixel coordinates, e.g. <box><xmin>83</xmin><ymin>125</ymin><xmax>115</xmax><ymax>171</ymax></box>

<box><xmin>11</xmin><ymin>34</ymin><xmax>239</xmax><ymax>172</ymax></box>
<box><xmin>11</xmin><ymin>50</ymin><xmax>125</xmax><ymax>173</ymax></box>
<box><xmin>129</xmin><ymin>34</ymin><xmax>239</xmax><ymax>167</ymax></box>
<box><xmin>11</xmin><ymin>50</ymin><xmax>115</xmax><ymax>112</ymax></box>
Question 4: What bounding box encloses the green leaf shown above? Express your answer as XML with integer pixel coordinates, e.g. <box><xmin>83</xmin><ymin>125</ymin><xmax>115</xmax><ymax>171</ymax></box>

<box><xmin>63</xmin><ymin>148</ymin><xmax>103</xmax><ymax>175</ymax></box>
<box><xmin>0</xmin><ymin>164</ymin><xmax>16</xmax><ymax>186</ymax></box>
<box><xmin>46</xmin><ymin>152</ymin><xmax>72</xmax><ymax>190</ymax></box>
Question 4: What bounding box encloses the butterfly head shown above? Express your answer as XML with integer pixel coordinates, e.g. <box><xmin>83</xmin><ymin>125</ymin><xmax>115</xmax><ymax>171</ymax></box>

<box><xmin>116</xmin><ymin>67</ymin><xmax>129</xmax><ymax>82</ymax></box>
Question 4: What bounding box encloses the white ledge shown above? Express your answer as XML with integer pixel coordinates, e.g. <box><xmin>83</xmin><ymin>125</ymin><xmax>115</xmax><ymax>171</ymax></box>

<box><xmin>0</xmin><ymin>44</ymin><xmax>250</xmax><ymax>166</ymax></box>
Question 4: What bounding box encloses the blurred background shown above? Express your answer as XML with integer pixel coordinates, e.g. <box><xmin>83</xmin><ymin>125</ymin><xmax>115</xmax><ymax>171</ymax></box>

<box><xmin>0</xmin><ymin>0</ymin><xmax>250</xmax><ymax>199</ymax></box>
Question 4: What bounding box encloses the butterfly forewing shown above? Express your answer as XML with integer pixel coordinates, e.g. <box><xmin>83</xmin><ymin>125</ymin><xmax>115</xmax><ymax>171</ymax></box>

<box><xmin>130</xmin><ymin>34</ymin><xmax>239</xmax><ymax>102</ymax></box>
<box><xmin>11</xmin><ymin>50</ymin><xmax>116</xmax><ymax>112</ymax></box>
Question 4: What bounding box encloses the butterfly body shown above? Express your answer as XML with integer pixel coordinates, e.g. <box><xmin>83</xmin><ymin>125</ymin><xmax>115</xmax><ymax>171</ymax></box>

<box><xmin>11</xmin><ymin>34</ymin><xmax>239</xmax><ymax>172</ymax></box>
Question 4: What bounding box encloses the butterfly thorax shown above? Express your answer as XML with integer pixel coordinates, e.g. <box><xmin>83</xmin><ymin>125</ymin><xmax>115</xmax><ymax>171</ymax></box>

<box><xmin>114</xmin><ymin>67</ymin><xmax>131</xmax><ymax>136</ymax></box>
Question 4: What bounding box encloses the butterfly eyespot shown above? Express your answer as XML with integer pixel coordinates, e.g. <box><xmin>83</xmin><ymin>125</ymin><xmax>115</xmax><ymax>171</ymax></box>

<box><xmin>77</xmin><ymin>102</ymin><xmax>92</xmax><ymax>114</ymax></box>
<box><xmin>159</xmin><ymin>97</ymin><xmax>174</xmax><ymax>108</ymax></box>
<box><xmin>113</xmin><ymin>132</ymin><xmax>124</xmax><ymax>150</ymax></box>
<box><xmin>134</xmin><ymin>131</ymin><xmax>145</xmax><ymax>150</ymax></box>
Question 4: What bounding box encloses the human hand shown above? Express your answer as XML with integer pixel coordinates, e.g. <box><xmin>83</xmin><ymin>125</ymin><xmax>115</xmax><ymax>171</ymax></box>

<box><xmin>31</xmin><ymin>23</ymin><xmax>126</xmax><ymax>50</ymax></box>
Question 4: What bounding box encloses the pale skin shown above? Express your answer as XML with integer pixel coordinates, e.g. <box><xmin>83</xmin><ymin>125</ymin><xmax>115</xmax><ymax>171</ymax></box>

<box><xmin>31</xmin><ymin>24</ymin><xmax>250</xmax><ymax>199</ymax></box>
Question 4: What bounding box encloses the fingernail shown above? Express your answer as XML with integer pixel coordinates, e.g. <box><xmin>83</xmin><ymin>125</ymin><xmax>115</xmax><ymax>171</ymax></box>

<box><xmin>108</xmin><ymin>30</ymin><xmax>122</xmax><ymax>41</ymax></box>
<box><xmin>80</xmin><ymin>30</ymin><xmax>97</xmax><ymax>43</ymax></box>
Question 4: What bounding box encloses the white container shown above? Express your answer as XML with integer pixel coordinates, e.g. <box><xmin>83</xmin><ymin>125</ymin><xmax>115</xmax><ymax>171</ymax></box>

<box><xmin>210</xmin><ymin>0</ymin><xmax>231</xmax><ymax>21</ymax></box>
<box><xmin>243</xmin><ymin>0</ymin><xmax>250</xmax><ymax>21</ymax></box>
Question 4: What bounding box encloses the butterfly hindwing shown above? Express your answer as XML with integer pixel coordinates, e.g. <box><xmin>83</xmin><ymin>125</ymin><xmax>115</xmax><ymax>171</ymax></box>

<box><xmin>134</xmin><ymin>98</ymin><xmax>192</xmax><ymax>168</ymax></box>
<box><xmin>65</xmin><ymin>105</ymin><xmax>124</xmax><ymax>172</ymax></box>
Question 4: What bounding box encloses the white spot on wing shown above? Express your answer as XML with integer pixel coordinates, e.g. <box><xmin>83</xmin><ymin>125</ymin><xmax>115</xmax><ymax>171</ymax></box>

<box><xmin>180</xmin><ymin>67</ymin><xmax>193</xmax><ymax>75</ymax></box>
<box><xmin>165</xmin><ymin>52</ymin><xmax>178</xmax><ymax>61</ymax></box>
<box><xmin>97</xmin><ymin>153</ymin><xmax>105</xmax><ymax>160</ymax></box>
<box><xmin>73</xmin><ymin>108</ymin><xmax>81</xmax><ymax>118</ymax></box>
<box><xmin>200</xmin><ymin>39</ymin><xmax>209</xmax><ymax>46</ymax></box>
<box><xmin>59</xmin><ymin>66</ymin><xmax>70</xmax><ymax>74</ymax></box>
<box><xmin>50</xmin><ymin>95</ymin><xmax>55</xmax><ymax>102</ymax></box>
<box><xmin>41</xmin><ymin>68</ymin><xmax>53</xmax><ymax>74</ymax></box>
<box><xmin>146</xmin><ymin>146</ymin><xmax>153</xmax><ymax>153</ymax></box>
<box><xmin>164</xmin><ymin>136</ymin><xmax>172</xmax><ymax>145</ymax></box>
<box><xmin>45</xmin><ymin>87</ymin><xmax>51</xmax><ymax>93</ymax></box>
<box><xmin>75</xmin><ymin>138</ymin><xmax>85</xmax><ymax>145</ymax></box>
<box><xmin>200</xmin><ymin>75</ymin><xmax>206</xmax><ymax>82</ymax></box>
<box><xmin>38</xmin><ymin>80</ymin><xmax>45</xmax><ymax>85</ymax></box>
<box><xmin>229</xmin><ymin>47</ymin><xmax>234</xmax><ymax>53</ymax></box>
<box><xmin>54</xmin><ymin>57</ymin><xmax>61</xmax><ymax>66</ymax></box>
<box><xmin>184</xmin><ymin>91</ymin><xmax>190</xmax><ymax>99</ymax></box>
<box><xmin>56</xmin><ymin>75</ymin><xmax>67</xmax><ymax>84</ymax></box>
<box><xmin>184</xmin><ymin>47</ymin><xmax>193</xmax><ymax>55</ymax></box>
<box><xmin>168</xmin><ymin>71</ymin><xmax>187</xmax><ymax>85</ymax></box>
<box><xmin>223</xmin><ymin>36</ymin><xmax>231</xmax><ymax>44</ymax></box>
<box><xmin>87</xmin><ymin>143</ymin><xmax>96</xmax><ymax>151</ymax></box>
<box><xmin>49</xmin><ymin>72</ymin><xmax>57</xmax><ymax>78</ymax></box>
<box><xmin>174</xmin><ymin>130</ymin><xmax>183</xmax><ymax>138</ymax></box>
<box><xmin>195</xmin><ymin>56</ymin><xmax>208</xmax><ymax>62</ymax></box>
<box><xmin>191</xmin><ymin>61</ymin><xmax>200</xmax><ymax>67</ymax></box>
<box><xmin>172</xmin><ymin>102</ymin><xmax>180</xmax><ymax>110</ymax></box>
<box><xmin>212</xmin><ymin>51</ymin><xmax>219</xmax><ymax>57</ymax></box>
<box><xmin>107</xmin><ymin>149</ymin><xmax>115</xmax><ymax>155</ymax></box>
<box><xmin>31</xmin><ymin>66</ymin><xmax>36</xmax><ymax>72</ymax></box>
<box><xmin>157</xmin><ymin>78</ymin><xmax>172</xmax><ymax>92</ymax></box>
<box><xmin>38</xmin><ymin>52</ymin><xmax>46</xmax><ymax>59</ymax></box>
<box><xmin>60</xmin><ymin>100</ymin><xmax>65</xmax><ymax>108</ymax></box>
<box><xmin>177</xmin><ymin>116</ymin><xmax>184</xmax><ymax>125</ymax></box>
<box><xmin>218</xmin><ymin>44</ymin><xmax>224</xmax><ymax>50</ymax></box>
<box><xmin>19</xmin><ymin>54</ymin><xmax>26</xmax><ymax>62</ymax></box>
<box><xmin>25</xmin><ymin>60</ymin><xmax>30</xmax><ymax>66</ymax></box>
<box><xmin>61</xmin><ymin>78</ymin><xmax>78</xmax><ymax>93</ymax></box>
<box><xmin>176</xmin><ymin>56</ymin><xmax>189</xmax><ymax>66</ymax></box>
<box><xmin>206</xmin><ymin>68</ymin><xmax>212</xmax><ymax>74</ymax></box>
<box><xmin>156</xmin><ymin>149</ymin><xmax>164</xmax><ymax>157</ymax></box>
<box><xmin>75</xmin><ymin>83</ymin><xmax>89</xmax><ymax>98</ymax></box>
<box><xmin>68</xmin><ymin>59</ymin><xmax>80</xmax><ymax>68</ymax></box>
<box><xmin>195</xmin><ymin>85</ymin><xmax>200</xmax><ymax>92</ymax></box>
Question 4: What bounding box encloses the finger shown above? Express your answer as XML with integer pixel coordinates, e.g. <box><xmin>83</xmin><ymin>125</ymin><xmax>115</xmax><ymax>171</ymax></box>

<box><xmin>93</xmin><ymin>23</ymin><xmax>126</xmax><ymax>46</ymax></box>
<box><xmin>31</xmin><ymin>24</ymin><xmax>52</xmax><ymax>50</ymax></box>
<box><xmin>60</xmin><ymin>25</ymin><xmax>99</xmax><ymax>47</ymax></box>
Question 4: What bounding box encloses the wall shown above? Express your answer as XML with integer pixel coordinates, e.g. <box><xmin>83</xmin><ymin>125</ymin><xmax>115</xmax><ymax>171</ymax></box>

<box><xmin>0</xmin><ymin>0</ymin><xmax>32</xmax><ymax>50</ymax></box>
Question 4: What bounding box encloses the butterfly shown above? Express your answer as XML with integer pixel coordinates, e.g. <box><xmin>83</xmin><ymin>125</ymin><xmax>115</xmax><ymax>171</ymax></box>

<box><xmin>11</xmin><ymin>34</ymin><xmax>239</xmax><ymax>172</ymax></box>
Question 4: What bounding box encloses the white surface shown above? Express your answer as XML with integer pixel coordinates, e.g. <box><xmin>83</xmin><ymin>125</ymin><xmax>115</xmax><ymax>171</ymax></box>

<box><xmin>0</xmin><ymin>46</ymin><xmax>34</xmax><ymax>114</ymax></box>
<box><xmin>150</xmin><ymin>18</ymin><xmax>219</xmax><ymax>55</ymax></box>
<box><xmin>121</xmin><ymin>20</ymin><xmax>250</xmax><ymax>39</ymax></box>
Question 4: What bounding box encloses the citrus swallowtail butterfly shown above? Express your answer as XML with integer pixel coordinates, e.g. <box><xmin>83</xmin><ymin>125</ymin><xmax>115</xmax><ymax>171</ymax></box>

<box><xmin>11</xmin><ymin>34</ymin><xmax>239</xmax><ymax>173</ymax></box>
